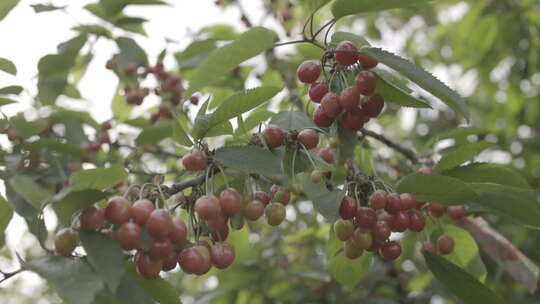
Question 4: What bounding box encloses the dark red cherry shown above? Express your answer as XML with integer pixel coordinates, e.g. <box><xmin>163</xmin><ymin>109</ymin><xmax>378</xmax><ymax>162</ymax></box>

<box><xmin>297</xmin><ymin>61</ymin><xmax>321</xmax><ymax>84</ymax></box>
<box><xmin>298</xmin><ymin>129</ymin><xmax>319</xmax><ymax>150</ymax></box>
<box><xmin>130</xmin><ymin>199</ymin><xmax>155</xmax><ymax>225</ymax></box>
<box><xmin>105</xmin><ymin>196</ymin><xmax>132</xmax><ymax>225</ymax></box>
<box><xmin>309</xmin><ymin>82</ymin><xmax>329</xmax><ymax>103</ymax></box>
<box><xmin>369</xmin><ymin>190</ymin><xmax>387</xmax><ymax>210</ymax></box>
<box><xmin>262</xmin><ymin>124</ymin><xmax>287</xmax><ymax>149</ymax></box>
<box><xmin>379</xmin><ymin>241</ymin><xmax>402</xmax><ymax>261</ymax></box>
<box><xmin>335</xmin><ymin>41</ymin><xmax>358</xmax><ymax>66</ymax></box>
<box><xmin>355</xmin><ymin>71</ymin><xmax>376</xmax><ymax>96</ymax></box>
<box><xmin>210</xmin><ymin>242</ymin><xmax>235</xmax><ymax>269</ymax></box>
<box><xmin>355</xmin><ymin>207</ymin><xmax>377</xmax><ymax>228</ymax></box>
<box><xmin>407</xmin><ymin>210</ymin><xmax>425</xmax><ymax>232</ymax></box>
<box><xmin>117</xmin><ymin>222</ymin><xmax>142</xmax><ymax>250</ymax></box>
<box><xmin>362</xmin><ymin>94</ymin><xmax>384</xmax><ymax>118</ymax></box>
<box><xmin>339</xmin><ymin>196</ymin><xmax>357</xmax><ymax>220</ymax></box>
<box><xmin>357</xmin><ymin>46</ymin><xmax>378</xmax><ymax>69</ymax></box>
<box><xmin>321</xmin><ymin>92</ymin><xmax>342</xmax><ymax>118</ymax></box>
<box><xmin>339</xmin><ymin>87</ymin><xmax>360</xmax><ymax>111</ymax></box>
<box><xmin>80</xmin><ymin>206</ymin><xmax>104</xmax><ymax>231</ymax></box>
<box><xmin>313</xmin><ymin>106</ymin><xmax>334</xmax><ymax>128</ymax></box>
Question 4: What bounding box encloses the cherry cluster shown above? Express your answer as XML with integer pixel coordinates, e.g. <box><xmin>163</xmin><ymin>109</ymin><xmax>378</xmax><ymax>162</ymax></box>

<box><xmin>79</xmin><ymin>120</ymin><xmax>112</xmax><ymax>154</ymax></box>
<box><xmin>297</xmin><ymin>40</ymin><xmax>384</xmax><ymax>131</ymax></box>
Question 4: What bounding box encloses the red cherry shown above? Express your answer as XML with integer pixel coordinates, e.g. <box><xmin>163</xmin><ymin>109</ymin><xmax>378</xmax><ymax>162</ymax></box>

<box><xmin>210</xmin><ymin>222</ymin><xmax>229</xmax><ymax>242</ymax></box>
<box><xmin>179</xmin><ymin>246</ymin><xmax>212</xmax><ymax>275</ymax></box>
<box><xmin>130</xmin><ymin>199</ymin><xmax>155</xmax><ymax>225</ymax></box>
<box><xmin>362</xmin><ymin>94</ymin><xmax>384</xmax><ymax>118</ymax></box>
<box><xmin>244</xmin><ymin>199</ymin><xmax>265</xmax><ymax>221</ymax></box>
<box><xmin>340</xmin><ymin>106</ymin><xmax>369</xmax><ymax>131</ymax></box>
<box><xmin>355</xmin><ymin>71</ymin><xmax>376</xmax><ymax>96</ymax></box>
<box><xmin>269</xmin><ymin>185</ymin><xmax>291</xmax><ymax>205</ymax></box>
<box><xmin>379</xmin><ymin>241</ymin><xmax>402</xmax><ymax>261</ymax></box>
<box><xmin>210</xmin><ymin>243</ymin><xmax>235</xmax><ymax>269</ymax></box>
<box><xmin>149</xmin><ymin>237</ymin><xmax>173</xmax><ymax>260</ymax></box>
<box><xmin>420</xmin><ymin>241</ymin><xmax>436</xmax><ymax>256</ymax></box>
<box><xmin>339</xmin><ymin>196</ymin><xmax>357</xmax><ymax>220</ymax></box>
<box><xmin>117</xmin><ymin>222</ymin><xmax>142</xmax><ymax>250</ymax></box>
<box><xmin>219</xmin><ymin>188</ymin><xmax>242</xmax><ymax>215</ymax></box>
<box><xmin>390</xmin><ymin>211</ymin><xmax>410</xmax><ymax>232</ymax></box>
<box><xmin>344</xmin><ymin>239</ymin><xmax>363</xmax><ymax>259</ymax></box>
<box><xmin>339</xmin><ymin>87</ymin><xmax>360</xmax><ymax>111</ymax></box>
<box><xmin>253</xmin><ymin>191</ymin><xmax>271</xmax><ymax>205</ymax></box>
<box><xmin>318</xmin><ymin>147</ymin><xmax>334</xmax><ymax>164</ymax></box>
<box><xmin>162</xmin><ymin>250</ymin><xmax>178</xmax><ymax>271</ymax></box>
<box><xmin>262</xmin><ymin>124</ymin><xmax>287</xmax><ymax>149</ymax></box>
<box><xmin>298</xmin><ymin>129</ymin><xmax>319</xmax><ymax>149</ymax></box>
<box><xmin>334</xmin><ymin>219</ymin><xmax>354</xmax><ymax>241</ymax></box>
<box><xmin>372</xmin><ymin>221</ymin><xmax>391</xmax><ymax>243</ymax></box>
<box><xmin>355</xmin><ymin>207</ymin><xmax>377</xmax><ymax>228</ymax></box>
<box><xmin>321</xmin><ymin>92</ymin><xmax>342</xmax><ymax>118</ymax></box>
<box><xmin>313</xmin><ymin>106</ymin><xmax>334</xmax><ymax>128</ymax></box>
<box><xmin>297</xmin><ymin>60</ymin><xmax>321</xmax><ymax>84</ymax></box>
<box><xmin>436</xmin><ymin>235</ymin><xmax>455</xmax><ymax>255</ymax></box>
<box><xmin>357</xmin><ymin>46</ymin><xmax>378</xmax><ymax>69</ymax></box>
<box><xmin>447</xmin><ymin>205</ymin><xmax>466</xmax><ymax>220</ymax></box>
<box><xmin>427</xmin><ymin>203</ymin><xmax>447</xmax><ymax>218</ymax></box>
<box><xmin>189</xmin><ymin>96</ymin><xmax>199</xmax><ymax>105</ymax></box>
<box><xmin>309</xmin><ymin>82</ymin><xmax>329</xmax><ymax>103</ymax></box>
<box><xmin>146</xmin><ymin>209</ymin><xmax>173</xmax><ymax>239</ymax></box>
<box><xmin>169</xmin><ymin>218</ymin><xmax>188</xmax><ymax>243</ymax></box>
<box><xmin>265</xmin><ymin>202</ymin><xmax>286</xmax><ymax>226</ymax></box>
<box><xmin>182</xmin><ymin>149</ymin><xmax>208</xmax><ymax>171</ymax></box>
<box><xmin>80</xmin><ymin>206</ymin><xmax>104</xmax><ymax>231</ymax></box>
<box><xmin>194</xmin><ymin>195</ymin><xmax>221</xmax><ymax>221</ymax></box>
<box><xmin>136</xmin><ymin>252</ymin><xmax>162</xmax><ymax>280</ymax></box>
<box><xmin>54</xmin><ymin>228</ymin><xmax>79</xmax><ymax>257</ymax></box>
<box><xmin>407</xmin><ymin>210</ymin><xmax>425</xmax><ymax>232</ymax></box>
<box><xmin>352</xmin><ymin>228</ymin><xmax>373</xmax><ymax>249</ymax></box>
<box><xmin>105</xmin><ymin>196</ymin><xmax>132</xmax><ymax>225</ymax></box>
<box><xmin>335</xmin><ymin>41</ymin><xmax>358</xmax><ymax>66</ymax></box>
<box><xmin>399</xmin><ymin>193</ymin><xmax>417</xmax><ymax>210</ymax></box>
<box><xmin>369</xmin><ymin>190</ymin><xmax>387</xmax><ymax>210</ymax></box>
<box><xmin>384</xmin><ymin>194</ymin><xmax>402</xmax><ymax>214</ymax></box>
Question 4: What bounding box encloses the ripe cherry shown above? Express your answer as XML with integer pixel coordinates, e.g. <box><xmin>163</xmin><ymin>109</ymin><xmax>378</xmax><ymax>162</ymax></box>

<box><xmin>194</xmin><ymin>195</ymin><xmax>221</xmax><ymax>221</ymax></box>
<box><xmin>309</xmin><ymin>82</ymin><xmax>329</xmax><ymax>103</ymax></box>
<box><xmin>369</xmin><ymin>190</ymin><xmax>387</xmax><ymax>210</ymax></box>
<box><xmin>211</xmin><ymin>222</ymin><xmax>229</xmax><ymax>242</ymax></box>
<box><xmin>339</xmin><ymin>196</ymin><xmax>357</xmax><ymax>220</ymax></box>
<box><xmin>210</xmin><ymin>242</ymin><xmax>235</xmax><ymax>269</ymax></box>
<box><xmin>130</xmin><ymin>199</ymin><xmax>155</xmax><ymax>225</ymax></box>
<box><xmin>149</xmin><ymin>237</ymin><xmax>173</xmax><ymax>260</ymax></box>
<box><xmin>169</xmin><ymin>218</ymin><xmax>188</xmax><ymax>243</ymax></box>
<box><xmin>436</xmin><ymin>235</ymin><xmax>455</xmax><ymax>255</ymax></box>
<box><xmin>355</xmin><ymin>71</ymin><xmax>376</xmax><ymax>96</ymax></box>
<box><xmin>399</xmin><ymin>193</ymin><xmax>417</xmax><ymax>210</ymax></box>
<box><xmin>373</xmin><ymin>221</ymin><xmax>391</xmax><ymax>243</ymax></box>
<box><xmin>340</xmin><ymin>107</ymin><xmax>369</xmax><ymax>131</ymax></box>
<box><xmin>390</xmin><ymin>211</ymin><xmax>410</xmax><ymax>232</ymax></box>
<box><xmin>427</xmin><ymin>203</ymin><xmax>447</xmax><ymax>218</ymax></box>
<box><xmin>265</xmin><ymin>202</ymin><xmax>286</xmax><ymax>226</ymax></box>
<box><xmin>262</xmin><ymin>124</ymin><xmax>287</xmax><ymax>149</ymax></box>
<box><xmin>356</xmin><ymin>207</ymin><xmax>377</xmax><ymax>228</ymax></box>
<box><xmin>189</xmin><ymin>96</ymin><xmax>199</xmax><ymax>105</ymax></box>
<box><xmin>179</xmin><ymin>246</ymin><xmax>211</xmax><ymax>275</ymax></box>
<box><xmin>105</xmin><ymin>196</ymin><xmax>132</xmax><ymax>225</ymax></box>
<box><xmin>54</xmin><ymin>228</ymin><xmax>79</xmax><ymax>257</ymax></box>
<box><xmin>182</xmin><ymin>149</ymin><xmax>208</xmax><ymax>171</ymax></box>
<box><xmin>117</xmin><ymin>222</ymin><xmax>142</xmax><ymax>250</ymax></box>
<box><xmin>339</xmin><ymin>87</ymin><xmax>360</xmax><ymax>111</ymax></box>
<box><xmin>318</xmin><ymin>147</ymin><xmax>334</xmax><ymax>164</ymax></box>
<box><xmin>447</xmin><ymin>205</ymin><xmax>466</xmax><ymax>220</ymax></box>
<box><xmin>136</xmin><ymin>252</ymin><xmax>162</xmax><ymax>280</ymax></box>
<box><xmin>253</xmin><ymin>191</ymin><xmax>271</xmax><ymax>205</ymax></box>
<box><xmin>352</xmin><ymin>228</ymin><xmax>373</xmax><ymax>250</ymax></box>
<box><xmin>379</xmin><ymin>241</ymin><xmax>402</xmax><ymax>261</ymax></box>
<box><xmin>344</xmin><ymin>239</ymin><xmax>363</xmax><ymax>259</ymax></box>
<box><xmin>335</xmin><ymin>41</ymin><xmax>358</xmax><ymax>66</ymax></box>
<box><xmin>420</xmin><ymin>241</ymin><xmax>436</xmax><ymax>256</ymax></box>
<box><xmin>298</xmin><ymin>129</ymin><xmax>319</xmax><ymax>149</ymax></box>
<box><xmin>219</xmin><ymin>188</ymin><xmax>242</xmax><ymax>215</ymax></box>
<box><xmin>407</xmin><ymin>210</ymin><xmax>426</xmax><ymax>232</ymax></box>
<box><xmin>384</xmin><ymin>194</ymin><xmax>402</xmax><ymax>214</ymax></box>
<box><xmin>297</xmin><ymin>61</ymin><xmax>321</xmax><ymax>84</ymax></box>
<box><xmin>80</xmin><ymin>206</ymin><xmax>104</xmax><ymax>231</ymax></box>
<box><xmin>334</xmin><ymin>219</ymin><xmax>354</xmax><ymax>241</ymax></box>
<box><xmin>243</xmin><ymin>199</ymin><xmax>265</xmax><ymax>221</ymax></box>
<box><xmin>162</xmin><ymin>250</ymin><xmax>178</xmax><ymax>271</ymax></box>
<box><xmin>362</xmin><ymin>94</ymin><xmax>385</xmax><ymax>118</ymax></box>
<box><xmin>146</xmin><ymin>209</ymin><xmax>173</xmax><ymax>239</ymax></box>
<box><xmin>320</xmin><ymin>92</ymin><xmax>342</xmax><ymax>118</ymax></box>
<box><xmin>357</xmin><ymin>47</ymin><xmax>378</xmax><ymax>69</ymax></box>
<box><xmin>313</xmin><ymin>106</ymin><xmax>334</xmax><ymax>128</ymax></box>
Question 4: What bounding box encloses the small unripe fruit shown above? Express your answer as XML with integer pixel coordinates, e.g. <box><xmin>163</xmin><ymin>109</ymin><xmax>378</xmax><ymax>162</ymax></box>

<box><xmin>105</xmin><ymin>196</ymin><xmax>132</xmax><ymax>225</ymax></box>
<box><xmin>297</xmin><ymin>61</ymin><xmax>321</xmax><ymax>84</ymax></box>
<box><xmin>436</xmin><ymin>235</ymin><xmax>455</xmax><ymax>255</ymax></box>
<box><xmin>310</xmin><ymin>170</ymin><xmax>323</xmax><ymax>184</ymax></box>
<box><xmin>265</xmin><ymin>202</ymin><xmax>286</xmax><ymax>226</ymax></box>
<box><xmin>194</xmin><ymin>195</ymin><xmax>221</xmax><ymax>221</ymax></box>
<box><xmin>320</xmin><ymin>92</ymin><xmax>342</xmax><ymax>118</ymax></box>
<box><xmin>146</xmin><ymin>209</ymin><xmax>173</xmax><ymax>239</ymax></box>
<box><xmin>379</xmin><ymin>241</ymin><xmax>402</xmax><ymax>261</ymax></box>
<box><xmin>136</xmin><ymin>252</ymin><xmax>162</xmax><ymax>280</ymax></box>
<box><xmin>130</xmin><ymin>199</ymin><xmax>155</xmax><ymax>225</ymax></box>
<box><xmin>362</xmin><ymin>94</ymin><xmax>384</xmax><ymax>118</ymax></box>
<box><xmin>369</xmin><ymin>190</ymin><xmax>387</xmax><ymax>210</ymax></box>
<box><xmin>80</xmin><ymin>206</ymin><xmax>104</xmax><ymax>231</ymax></box>
<box><xmin>355</xmin><ymin>71</ymin><xmax>376</xmax><ymax>96</ymax></box>
<box><xmin>313</xmin><ymin>106</ymin><xmax>334</xmax><ymax>128</ymax></box>
<box><xmin>344</xmin><ymin>239</ymin><xmax>363</xmax><ymax>259</ymax></box>
<box><xmin>270</xmin><ymin>185</ymin><xmax>291</xmax><ymax>205</ymax></box>
<box><xmin>339</xmin><ymin>87</ymin><xmax>360</xmax><ymax>111</ymax></box>
<box><xmin>244</xmin><ymin>199</ymin><xmax>265</xmax><ymax>220</ymax></box>
<box><xmin>309</xmin><ymin>82</ymin><xmax>329</xmax><ymax>103</ymax></box>
<box><xmin>318</xmin><ymin>147</ymin><xmax>334</xmax><ymax>164</ymax></box>
<box><xmin>298</xmin><ymin>129</ymin><xmax>319</xmax><ymax>149</ymax></box>
<box><xmin>54</xmin><ymin>228</ymin><xmax>79</xmax><ymax>257</ymax></box>
<box><xmin>219</xmin><ymin>188</ymin><xmax>242</xmax><ymax>215</ymax></box>
<box><xmin>117</xmin><ymin>222</ymin><xmax>142</xmax><ymax>250</ymax></box>
<box><xmin>210</xmin><ymin>242</ymin><xmax>235</xmax><ymax>269</ymax></box>
<box><xmin>334</xmin><ymin>219</ymin><xmax>354</xmax><ymax>241</ymax></box>
<box><xmin>335</xmin><ymin>41</ymin><xmax>358</xmax><ymax>66</ymax></box>
<box><xmin>339</xmin><ymin>196</ymin><xmax>357</xmax><ymax>220</ymax></box>
<box><xmin>169</xmin><ymin>218</ymin><xmax>188</xmax><ymax>243</ymax></box>
<box><xmin>447</xmin><ymin>205</ymin><xmax>466</xmax><ymax>220</ymax></box>
<box><xmin>182</xmin><ymin>149</ymin><xmax>208</xmax><ymax>171</ymax></box>
<box><xmin>262</xmin><ymin>124</ymin><xmax>287</xmax><ymax>149</ymax></box>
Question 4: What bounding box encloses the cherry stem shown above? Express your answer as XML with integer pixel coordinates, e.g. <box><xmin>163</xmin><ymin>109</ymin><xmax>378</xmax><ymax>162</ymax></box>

<box><xmin>300</xmin><ymin>144</ymin><xmax>318</xmax><ymax>170</ymax></box>
<box><xmin>217</xmin><ymin>165</ymin><xmax>230</xmax><ymax>189</ymax></box>
<box><xmin>359</xmin><ymin>128</ymin><xmax>419</xmax><ymax>164</ymax></box>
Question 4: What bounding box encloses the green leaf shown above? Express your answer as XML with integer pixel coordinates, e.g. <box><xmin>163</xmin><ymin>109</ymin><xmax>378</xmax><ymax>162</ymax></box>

<box><xmin>0</xmin><ymin>57</ymin><xmax>17</xmax><ymax>75</ymax></box>
<box><xmin>24</xmin><ymin>139</ymin><xmax>86</xmax><ymax>157</ymax></box>
<box><xmin>297</xmin><ymin>172</ymin><xmax>329</xmax><ymax>200</ymax></box>
<box><xmin>70</xmin><ymin>165</ymin><xmax>128</xmax><ymax>191</ymax></box>
<box><xmin>435</xmin><ymin>142</ymin><xmax>492</xmax><ymax>172</ymax></box>
<box><xmin>299</xmin><ymin>0</ymin><xmax>331</xmax><ymax>10</ymax></box>
<box><xmin>214</xmin><ymin>146</ymin><xmax>283</xmax><ymax>178</ymax></box>
<box><xmin>115</xmin><ymin>37</ymin><xmax>148</xmax><ymax>68</ymax></box>
<box><xmin>114</xmin><ymin>270</ymin><xmax>154</xmax><ymax>304</ymax></box>
<box><xmin>84</xmin><ymin>3</ymin><xmax>147</xmax><ymax>36</ymax></box>
<box><xmin>186</xmin><ymin>27</ymin><xmax>277</xmax><ymax>96</ymax></box>
<box><xmin>0</xmin><ymin>194</ymin><xmax>13</xmax><ymax>249</ymax></box>
<box><xmin>327</xmin><ymin>227</ymin><xmax>371</xmax><ymax>288</ymax></box>
<box><xmin>175</xmin><ymin>39</ymin><xmax>216</xmax><ymax>68</ymax></box>
<box><xmin>9</xmin><ymin>175</ymin><xmax>54</xmax><ymax>209</ymax></box>
<box><xmin>443</xmin><ymin>225</ymin><xmax>486</xmax><ymax>282</ymax></box>
<box><xmin>0</xmin><ymin>97</ymin><xmax>16</xmax><ymax>106</ymax></box>
<box><xmin>31</xmin><ymin>3</ymin><xmax>66</xmax><ymax>13</ymax></box>
<box><xmin>80</xmin><ymin>231</ymin><xmax>126</xmax><ymax>293</ymax></box>
<box><xmin>0</xmin><ymin>0</ymin><xmax>19</xmax><ymax>21</ymax></box>
<box><xmin>331</xmin><ymin>31</ymin><xmax>370</xmax><ymax>48</ymax></box>
<box><xmin>332</xmin><ymin>0</ymin><xmax>435</xmax><ymax>19</ymax></box>
<box><xmin>135</xmin><ymin>124</ymin><xmax>172</xmax><ymax>145</ymax></box>
<box><xmin>359</xmin><ymin>47</ymin><xmax>469</xmax><ymax>120</ymax></box>
<box><xmin>172</xmin><ymin>117</ymin><xmax>193</xmax><ymax>146</ymax></box>
<box><xmin>110</xmin><ymin>83</ymin><xmax>133</xmax><ymax>122</ymax></box>
<box><xmin>476</xmin><ymin>191</ymin><xmax>540</xmax><ymax>228</ymax></box>
<box><xmin>0</xmin><ymin>85</ymin><xmax>23</xmax><ymax>95</ymax></box>
<box><xmin>396</xmin><ymin>173</ymin><xmax>477</xmax><ymax>205</ymax></box>
<box><xmin>125</xmin><ymin>263</ymin><xmax>181</xmax><ymax>304</ymax></box>
<box><xmin>53</xmin><ymin>189</ymin><xmax>108</xmax><ymax>226</ymax></box>
<box><xmin>270</xmin><ymin>111</ymin><xmax>318</xmax><ymax>131</ymax></box>
<box><xmin>25</xmin><ymin>255</ymin><xmax>104</xmax><ymax>304</ymax></box>
<box><xmin>443</xmin><ymin>163</ymin><xmax>531</xmax><ymax>190</ymax></box>
<box><xmin>312</xmin><ymin>190</ymin><xmax>345</xmax><ymax>223</ymax></box>
<box><xmin>424</xmin><ymin>252</ymin><xmax>505</xmax><ymax>304</ymax></box>
<box><xmin>10</xmin><ymin>116</ymin><xmax>47</xmax><ymax>137</ymax></box>
<box><xmin>374</xmin><ymin>70</ymin><xmax>432</xmax><ymax>108</ymax></box>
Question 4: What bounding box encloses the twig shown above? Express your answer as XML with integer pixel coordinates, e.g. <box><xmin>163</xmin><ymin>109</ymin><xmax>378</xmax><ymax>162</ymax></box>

<box><xmin>0</xmin><ymin>269</ymin><xmax>24</xmax><ymax>284</ymax></box>
<box><xmin>360</xmin><ymin>128</ymin><xmax>418</xmax><ymax>164</ymax></box>
<box><xmin>163</xmin><ymin>167</ymin><xmax>219</xmax><ymax>196</ymax></box>
<box><xmin>115</xmin><ymin>143</ymin><xmax>182</xmax><ymax>159</ymax></box>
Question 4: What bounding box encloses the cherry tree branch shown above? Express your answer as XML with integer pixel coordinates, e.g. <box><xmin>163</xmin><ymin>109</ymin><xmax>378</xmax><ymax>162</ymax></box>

<box><xmin>360</xmin><ymin>128</ymin><xmax>419</xmax><ymax>164</ymax></box>
<box><xmin>0</xmin><ymin>269</ymin><xmax>24</xmax><ymax>285</ymax></box>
